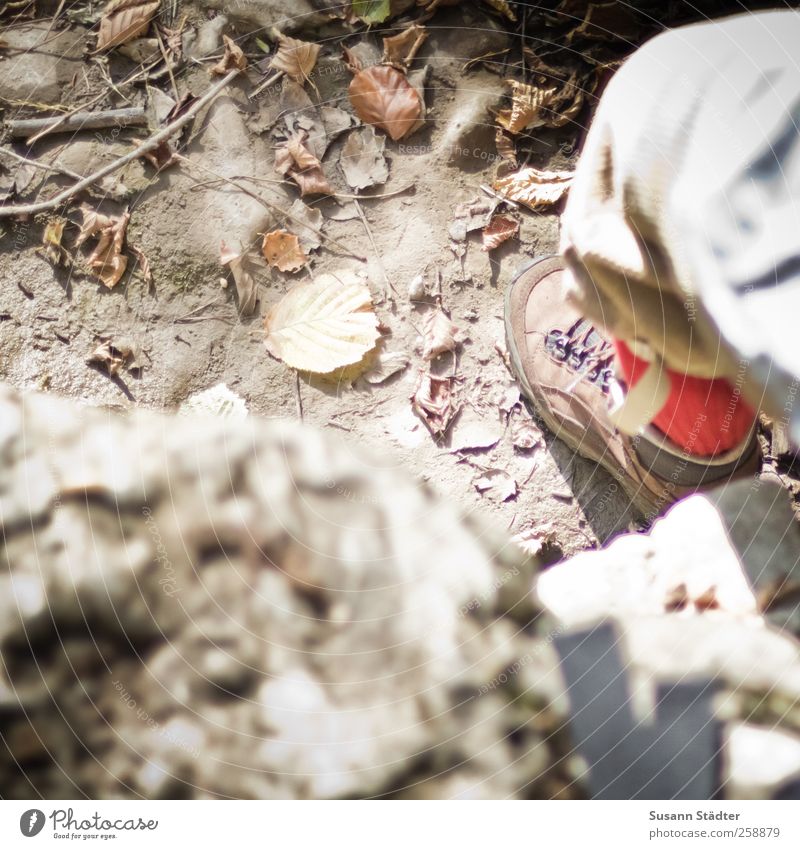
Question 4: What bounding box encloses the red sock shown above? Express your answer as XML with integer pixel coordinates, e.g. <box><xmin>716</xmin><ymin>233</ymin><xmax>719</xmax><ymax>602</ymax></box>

<box><xmin>613</xmin><ymin>340</ymin><xmax>756</xmax><ymax>457</ymax></box>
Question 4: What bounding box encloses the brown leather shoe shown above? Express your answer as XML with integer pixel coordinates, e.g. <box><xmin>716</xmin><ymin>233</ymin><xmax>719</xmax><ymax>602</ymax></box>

<box><xmin>504</xmin><ymin>256</ymin><xmax>761</xmax><ymax>519</ymax></box>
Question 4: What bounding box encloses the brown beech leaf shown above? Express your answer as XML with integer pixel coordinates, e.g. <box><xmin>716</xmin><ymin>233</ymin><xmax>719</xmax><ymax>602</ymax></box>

<box><xmin>275</xmin><ymin>131</ymin><xmax>332</xmax><ymax>196</ymax></box>
<box><xmin>349</xmin><ymin>64</ymin><xmax>423</xmax><ymax>141</ymax></box>
<box><xmin>492</xmin><ymin>166</ymin><xmax>573</xmax><ymax>211</ymax></box>
<box><xmin>220</xmin><ymin>240</ymin><xmax>258</xmax><ymax>315</ymax></box>
<box><xmin>76</xmin><ymin>206</ymin><xmax>130</xmax><ymax>288</ymax></box>
<box><xmin>382</xmin><ymin>23</ymin><xmax>427</xmax><ymax>68</ymax></box>
<box><xmin>96</xmin><ymin>0</ymin><xmax>159</xmax><ymax>51</ymax></box>
<box><xmin>264</xmin><ymin>272</ymin><xmax>380</xmax><ymax>373</ymax></box>
<box><xmin>212</xmin><ymin>34</ymin><xmax>246</xmax><ymax>75</ymax></box>
<box><xmin>421</xmin><ymin>309</ymin><xmax>459</xmax><ymax>360</ymax></box>
<box><xmin>261</xmin><ymin>229</ymin><xmax>308</xmax><ymax>273</ymax></box>
<box><xmin>481</xmin><ymin>213</ymin><xmax>519</xmax><ymax>251</ymax></box>
<box><xmin>269</xmin><ymin>34</ymin><xmax>320</xmax><ymax>85</ymax></box>
<box><xmin>412</xmin><ymin>371</ymin><xmax>457</xmax><ymax>437</ymax></box>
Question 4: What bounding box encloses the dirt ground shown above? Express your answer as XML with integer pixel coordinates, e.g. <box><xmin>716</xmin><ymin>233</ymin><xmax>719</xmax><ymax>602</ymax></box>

<box><xmin>0</xmin><ymin>2</ymin><xmax>684</xmax><ymax>561</ymax></box>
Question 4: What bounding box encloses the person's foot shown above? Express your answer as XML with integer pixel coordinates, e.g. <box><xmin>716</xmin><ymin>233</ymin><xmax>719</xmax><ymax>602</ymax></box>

<box><xmin>504</xmin><ymin>255</ymin><xmax>761</xmax><ymax>518</ymax></box>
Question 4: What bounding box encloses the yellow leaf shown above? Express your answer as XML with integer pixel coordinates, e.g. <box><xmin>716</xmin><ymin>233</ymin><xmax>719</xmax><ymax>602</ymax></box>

<box><xmin>264</xmin><ymin>273</ymin><xmax>380</xmax><ymax>373</ymax></box>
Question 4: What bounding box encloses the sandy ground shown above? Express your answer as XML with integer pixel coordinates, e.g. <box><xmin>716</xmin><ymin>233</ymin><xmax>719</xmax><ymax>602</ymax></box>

<box><xmin>0</xmin><ymin>5</ymin><xmax>643</xmax><ymax>559</ymax></box>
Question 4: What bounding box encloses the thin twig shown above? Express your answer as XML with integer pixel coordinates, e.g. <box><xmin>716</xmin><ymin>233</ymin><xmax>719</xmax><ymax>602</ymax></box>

<box><xmin>0</xmin><ymin>69</ymin><xmax>241</xmax><ymax>218</ymax></box>
<box><xmin>354</xmin><ymin>198</ymin><xmax>398</xmax><ymax>299</ymax></box>
<box><xmin>249</xmin><ymin>70</ymin><xmax>284</xmax><ymax>101</ymax></box>
<box><xmin>295</xmin><ymin>372</ymin><xmax>304</xmax><ymax>421</ymax></box>
<box><xmin>331</xmin><ymin>183</ymin><xmax>415</xmax><ymax>201</ymax></box>
<box><xmin>25</xmin><ymin>58</ymin><xmax>162</xmax><ymax>146</ymax></box>
<box><xmin>155</xmin><ymin>27</ymin><xmax>180</xmax><ymax>102</ymax></box>
<box><xmin>177</xmin><ymin>155</ymin><xmax>367</xmax><ymax>262</ymax></box>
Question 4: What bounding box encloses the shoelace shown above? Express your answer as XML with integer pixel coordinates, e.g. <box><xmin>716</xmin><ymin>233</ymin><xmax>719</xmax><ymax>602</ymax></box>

<box><xmin>544</xmin><ymin>318</ymin><xmax>615</xmax><ymax>393</ymax></box>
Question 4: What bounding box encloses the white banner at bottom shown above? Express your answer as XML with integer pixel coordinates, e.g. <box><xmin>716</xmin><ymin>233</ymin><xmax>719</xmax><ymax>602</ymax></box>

<box><xmin>1</xmin><ymin>800</ymin><xmax>797</xmax><ymax>849</ymax></box>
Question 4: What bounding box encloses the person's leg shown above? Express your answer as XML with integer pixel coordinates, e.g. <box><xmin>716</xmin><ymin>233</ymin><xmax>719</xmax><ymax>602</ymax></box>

<box><xmin>504</xmin><ymin>14</ymin><xmax>789</xmax><ymax>516</ymax></box>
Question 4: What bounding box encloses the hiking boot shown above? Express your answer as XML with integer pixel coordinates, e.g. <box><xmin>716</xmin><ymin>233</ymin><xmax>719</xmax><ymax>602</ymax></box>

<box><xmin>504</xmin><ymin>255</ymin><xmax>761</xmax><ymax>518</ymax></box>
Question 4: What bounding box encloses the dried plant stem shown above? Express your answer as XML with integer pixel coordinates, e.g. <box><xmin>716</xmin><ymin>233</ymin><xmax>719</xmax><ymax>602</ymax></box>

<box><xmin>0</xmin><ymin>69</ymin><xmax>241</xmax><ymax>218</ymax></box>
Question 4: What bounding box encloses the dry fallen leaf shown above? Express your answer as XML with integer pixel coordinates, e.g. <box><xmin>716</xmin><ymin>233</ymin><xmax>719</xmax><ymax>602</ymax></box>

<box><xmin>484</xmin><ymin>0</ymin><xmax>517</xmax><ymax>21</ymax></box>
<box><xmin>492</xmin><ymin>166</ymin><xmax>573</xmax><ymax>211</ymax></box>
<box><xmin>449</xmin><ymin>196</ymin><xmax>499</xmax><ymax>241</ymax></box>
<box><xmin>495</xmin><ymin>128</ymin><xmax>517</xmax><ymax>167</ymax></box>
<box><xmin>411</xmin><ymin>371</ymin><xmax>457</xmax><ymax>437</ymax></box>
<box><xmin>275</xmin><ymin>130</ymin><xmax>333</xmax><ymax>196</ymax></box>
<box><xmin>261</xmin><ymin>229</ymin><xmax>308</xmax><ymax>273</ymax></box>
<box><xmin>136</xmin><ymin>139</ymin><xmax>178</xmax><ymax>170</ymax></box>
<box><xmin>264</xmin><ymin>272</ymin><xmax>380</xmax><ymax>373</ymax></box>
<box><xmin>448</xmin><ymin>407</ymin><xmax>503</xmax><ymax>453</ymax></box>
<box><xmin>76</xmin><ymin>206</ymin><xmax>130</xmax><ymax>288</ymax></box>
<box><xmin>382</xmin><ymin>23</ymin><xmax>427</xmax><ymax>68</ymax></box>
<box><xmin>421</xmin><ymin>309</ymin><xmax>459</xmax><ymax>360</ymax></box>
<box><xmin>497</xmin><ymin>78</ymin><xmax>583</xmax><ymax>134</ymax></box>
<box><xmin>41</xmin><ymin>217</ymin><xmax>69</xmax><ymax>266</ymax></box>
<box><xmin>220</xmin><ymin>240</ymin><xmax>258</xmax><ymax>315</ymax></box>
<box><xmin>269</xmin><ymin>33</ymin><xmax>320</xmax><ymax>85</ymax></box>
<box><xmin>474</xmin><ymin>469</ymin><xmax>517</xmax><ymax>502</ymax></box>
<box><xmin>96</xmin><ymin>0</ymin><xmax>159</xmax><ymax>51</ymax></box>
<box><xmin>87</xmin><ymin>336</ymin><xmax>143</xmax><ymax>376</ymax></box>
<box><xmin>481</xmin><ymin>213</ymin><xmax>519</xmax><ymax>251</ymax></box>
<box><xmin>510</xmin><ymin>408</ymin><xmax>542</xmax><ymax>450</ymax></box>
<box><xmin>511</xmin><ymin>526</ymin><xmax>556</xmax><ymax>557</ymax></box>
<box><xmin>212</xmin><ymin>34</ymin><xmax>247</xmax><ymax>75</ymax></box>
<box><xmin>340</xmin><ymin>125</ymin><xmax>389</xmax><ymax>190</ymax></box>
<box><xmin>349</xmin><ymin>64</ymin><xmax>423</xmax><ymax>141</ymax></box>
<box><xmin>361</xmin><ymin>350</ymin><xmax>410</xmax><ymax>384</ymax></box>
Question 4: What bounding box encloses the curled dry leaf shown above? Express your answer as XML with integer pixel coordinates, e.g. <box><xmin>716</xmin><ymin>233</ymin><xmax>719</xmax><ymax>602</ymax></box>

<box><xmin>76</xmin><ymin>205</ymin><xmax>130</xmax><ymax>288</ymax></box>
<box><xmin>264</xmin><ymin>272</ymin><xmax>380</xmax><ymax>374</ymax></box>
<box><xmin>382</xmin><ymin>23</ymin><xmax>427</xmax><ymax>69</ymax></box>
<box><xmin>481</xmin><ymin>213</ymin><xmax>519</xmax><ymax>251</ymax></box>
<box><xmin>275</xmin><ymin>130</ymin><xmax>332</xmax><ymax>196</ymax></box>
<box><xmin>220</xmin><ymin>240</ymin><xmax>258</xmax><ymax>315</ymax></box>
<box><xmin>492</xmin><ymin>166</ymin><xmax>573</xmax><ymax>210</ymax></box>
<box><xmin>510</xmin><ymin>408</ymin><xmax>542</xmax><ymax>450</ymax></box>
<box><xmin>41</xmin><ymin>217</ymin><xmax>69</xmax><ymax>266</ymax></box>
<box><xmin>87</xmin><ymin>336</ymin><xmax>143</xmax><ymax>376</ymax></box>
<box><xmin>421</xmin><ymin>309</ymin><xmax>459</xmax><ymax>360</ymax></box>
<box><xmin>411</xmin><ymin>371</ymin><xmax>457</xmax><ymax>438</ymax></box>
<box><xmin>449</xmin><ymin>196</ymin><xmax>499</xmax><ymax>242</ymax></box>
<box><xmin>340</xmin><ymin>125</ymin><xmax>389</xmax><ymax>190</ymax></box>
<box><xmin>349</xmin><ymin>64</ymin><xmax>423</xmax><ymax>141</ymax></box>
<box><xmin>484</xmin><ymin>0</ymin><xmax>517</xmax><ymax>22</ymax></box>
<box><xmin>495</xmin><ymin>127</ymin><xmax>517</xmax><ymax>167</ymax></box>
<box><xmin>361</xmin><ymin>350</ymin><xmax>410</xmax><ymax>384</ymax></box>
<box><xmin>261</xmin><ymin>229</ymin><xmax>308</xmax><ymax>273</ymax></box>
<box><xmin>269</xmin><ymin>33</ymin><xmax>320</xmax><ymax>85</ymax></box>
<box><xmin>497</xmin><ymin>78</ymin><xmax>583</xmax><ymax>135</ymax></box>
<box><xmin>96</xmin><ymin>0</ymin><xmax>159</xmax><ymax>51</ymax></box>
<box><xmin>212</xmin><ymin>34</ymin><xmax>247</xmax><ymax>75</ymax></box>
<box><xmin>136</xmin><ymin>139</ymin><xmax>178</xmax><ymax>170</ymax></box>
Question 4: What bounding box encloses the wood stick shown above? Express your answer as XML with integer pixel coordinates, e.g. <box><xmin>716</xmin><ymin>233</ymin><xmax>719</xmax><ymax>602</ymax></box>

<box><xmin>0</xmin><ymin>146</ymin><xmax>83</xmax><ymax>181</ymax></box>
<box><xmin>0</xmin><ymin>69</ymin><xmax>241</xmax><ymax>219</ymax></box>
<box><xmin>7</xmin><ymin>107</ymin><xmax>147</xmax><ymax>139</ymax></box>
